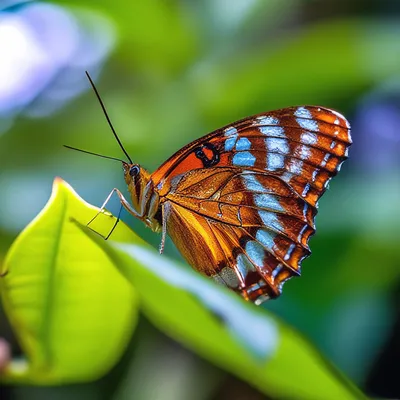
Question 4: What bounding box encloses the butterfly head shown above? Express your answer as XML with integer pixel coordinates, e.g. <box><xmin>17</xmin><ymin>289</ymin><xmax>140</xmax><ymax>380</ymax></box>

<box><xmin>123</xmin><ymin>162</ymin><xmax>146</xmax><ymax>183</ymax></box>
<box><xmin>123</xmin><ymin>162</ymin><xmax>151</xmax><ymax>209</ymax></box>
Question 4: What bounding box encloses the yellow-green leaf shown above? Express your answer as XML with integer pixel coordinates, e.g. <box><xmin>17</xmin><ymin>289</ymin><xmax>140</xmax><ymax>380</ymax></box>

<box><xmin>0</xmin><ymin>178</ymin><xmax>139</xmax><ymax>384</ymax></box>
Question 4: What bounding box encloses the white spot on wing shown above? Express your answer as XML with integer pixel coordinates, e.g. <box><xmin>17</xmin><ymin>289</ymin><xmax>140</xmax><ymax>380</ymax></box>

<box><xmin>330</xmin><ymin>109</ymin><xmax>350</xmax><ymax>128</ymax></box>
<box><xmin>295</xmin><ymin>107</ymin><xmax>318</xmax><ymax>131</ymax></box>
<box><xmin>289</xmin><ymin>159</ymin><xmax>303</xmax><ymax>175</ymax></box>
<box><xmin>233</xmin><ymin>152</ymin><xmax>256</xmax><ymax>166</ymax></box>
<box><xmin>302</xmin><ymin>183</ymin><xmax>311</xmax><ymax>197</ymax></box>
<box><xmin>245</xmin><ymin>241</ymin><xmax>265</xmax><ymax>267</ymax></box>
<box><xmin>256</xmin><ymin>229</ymin><xmax>276</xmax><ymax>252</ymax></box>
<box><xmin>236</xmin><ymin>254</ymin><xmax>256</xmax><ymax>280</ymax></box>
<box><xmin>299</xmin><ymin>145</ymin><xmax>311</xmax><ymax>159</ymax></box>
<box><xmin>243</xmin><ymin>174</ymin><xmax>266</xmax><ymax>192</ymax></box>
<box><xmin>260</xmin><ymin>126</ymin><xmax>285</xmax><ymax>137</ymax></box>
<box><xmin>267</xmin><ymin>153</ymin><xmax>285</xmax><ymax>170</ymax></box>
<box><xmin>272</xmin><ymin>264</ymin><xmax>283</xmax><ymax>279</ymax></box>
<box><xmin>258</xmin><ymin>211</ymin><xmax>284</xmax><ymax>232</ymax></box>
<box><xmin>294</xmin><ymin>107</ymin><xmax>312</xmax><ymax>119</ymax></box>
<box><xmin>311</xmin><ymin>170</ymin><xmax>318</xmax><ymax>182</ymax></box>
<box><xmin>297</xmin><ymin>225</ymin><xmax>308</xmax><ymax>242</ymax></box>
<box><xmin>254</xmin><ymin>194</ymin><xmax>285</xmax><ymax>212</ymax></box>
<box><xmin>255</xmin><ymin>115</ymin><xmax>279</xmax><ymax>125</ymax></box>
<box><xmin>301</xmin><ymin>131</ymin><xmax>318</xmax><ymax>145</ymax></box>
<box><xmin>280</xmin><ymin>172</ymin><xmax>292</xmax><ymax>183</ymax></box>
<box><xmin>284</xmin><ymin>243</ymin><xmax>296</xmax><ymax>261</ymax></box>
<box><xmin>297</xmin><ymin>118</ymin><xmax>319</xmax><ymax>132</ymax></box>
<box><xmin>266</xmin><ymin>137</ymin><xmax>289</xmax><ymax>154</ymax></box>
<box><xmin>320</xmin><ymin>153</ymin><xmax>330</xmax><ymax>168</ymax></box>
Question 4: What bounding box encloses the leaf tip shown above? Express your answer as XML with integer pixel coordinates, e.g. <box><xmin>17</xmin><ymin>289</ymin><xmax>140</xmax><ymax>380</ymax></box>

<box><xmin>52</xmin><ymin>177</ymin><xmax>71</xmax><ymax>196</ymax></box>
<box><xmin>52</xmin><ymin>177</ymin><xmax>100</xmax><ymax>212</ymax></box>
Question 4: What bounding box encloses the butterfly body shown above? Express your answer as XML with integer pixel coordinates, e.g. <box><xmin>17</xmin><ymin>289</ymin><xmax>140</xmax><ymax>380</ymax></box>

<box><xmin>122</xmin><ymin>163</ymin><xmax>162</xmax><ymax>232</ymax></box>
<box><xmin>118</xmin><ymin>106</ymin><xmax>351</xmax><ymax>305</ymax></box>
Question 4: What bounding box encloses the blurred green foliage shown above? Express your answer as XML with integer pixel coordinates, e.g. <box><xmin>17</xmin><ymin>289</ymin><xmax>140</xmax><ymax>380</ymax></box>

<box><xmin>1</xmin><ymin>0</ymin><xmax>400</xmax><ymax>399</ymax></box>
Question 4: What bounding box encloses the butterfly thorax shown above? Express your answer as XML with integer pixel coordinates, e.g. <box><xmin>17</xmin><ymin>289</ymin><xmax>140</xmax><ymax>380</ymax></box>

<box><xmin>123</xmin><ymin>163</ymin><xmax>162</xmax><ymax>233</ymax></box>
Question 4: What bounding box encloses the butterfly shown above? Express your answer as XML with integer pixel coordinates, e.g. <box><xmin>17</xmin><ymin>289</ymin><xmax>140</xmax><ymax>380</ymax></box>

<box><xmin>66</xmin><ymin>73</ymin><xmax>351</xmax><ymax>305</ymax></box>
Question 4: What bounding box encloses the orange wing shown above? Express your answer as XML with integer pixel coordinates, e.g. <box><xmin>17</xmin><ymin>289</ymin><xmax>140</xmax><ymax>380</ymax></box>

<box><xmin>151</xmin><ymin>106</ymin><xmax>351</xmax><ymax>303</ymax></box>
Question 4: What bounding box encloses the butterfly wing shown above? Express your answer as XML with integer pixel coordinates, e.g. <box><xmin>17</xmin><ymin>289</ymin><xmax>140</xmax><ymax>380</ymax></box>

<box><xmin>152</xmin><ymin>106</ymin><xmax>351</xmax><ymax>303</ymax></box>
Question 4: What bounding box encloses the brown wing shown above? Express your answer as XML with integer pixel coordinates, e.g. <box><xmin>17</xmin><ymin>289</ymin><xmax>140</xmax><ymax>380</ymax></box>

<box><xmin>154</xmin><ymin>106</ymin><xmax>351</xmax><ymax>304</ymax></box>
<box><xmin>163</xmin><ymin>168</ymin><xmax>314</xmax><ymax>303</ymax></box>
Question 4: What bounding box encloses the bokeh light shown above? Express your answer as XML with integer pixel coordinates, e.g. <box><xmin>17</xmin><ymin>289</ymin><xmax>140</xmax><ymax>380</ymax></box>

<box><xmin>0</xmin><ymin>1</ymin><xmax>115</xmax><ymax>132</ymax></box>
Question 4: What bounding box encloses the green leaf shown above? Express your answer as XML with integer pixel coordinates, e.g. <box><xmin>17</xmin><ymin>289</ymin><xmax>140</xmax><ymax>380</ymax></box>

<box><xmin>0</xmin><ymin>178</ymin><xmax>139</xmax><ymax>384</ymax></box>
<box><xmin>83</xmin><ymin>229</ymin><xmax>367</xmax><ymax>400</ymax></box>
<box><xmin>0</xmin><ymin>180</ymin><xmax>368</xmax><ymax>398</ymax></box>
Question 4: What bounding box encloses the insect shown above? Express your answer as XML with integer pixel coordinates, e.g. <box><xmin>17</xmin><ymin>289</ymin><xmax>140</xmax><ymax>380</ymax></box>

<box><xmin>66</xmin><ymin>72</ymin><xmax>351</xmax><ymax>305</ymax></box>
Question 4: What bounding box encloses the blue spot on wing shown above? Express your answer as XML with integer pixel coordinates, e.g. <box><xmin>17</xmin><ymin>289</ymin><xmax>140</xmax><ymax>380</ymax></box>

<box><xmin>233</xmin><ymin>152</ymin><xmax>256</xmax><ymax>166</ymax></box>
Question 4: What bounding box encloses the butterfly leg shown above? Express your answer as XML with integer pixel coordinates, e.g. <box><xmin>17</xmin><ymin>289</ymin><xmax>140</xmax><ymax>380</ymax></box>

<box><xmin>159</xmin><ymin>203</ymin><xmax>167</xmax><ymax>254</ymax></box>
<box><xmin>87</xmin><ymin>188</ymin><xmax>142</xmax><ymax>239</ymax></box>
<box><xmin>104</xmin><ymin>203</ymin><xmax>123</xmax><ymax>240</ymax></box>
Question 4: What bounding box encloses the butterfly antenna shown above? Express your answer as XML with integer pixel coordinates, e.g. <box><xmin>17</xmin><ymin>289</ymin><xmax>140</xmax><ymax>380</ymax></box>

<box><xmin>85</xmin><ymin>71</ymin><xmax>133</xmax><ymax>164</ymax></box>
<box><xmin>63</xmin><ymin>145</ymin><xmax>126</xmax><ymax>163</ymax></box>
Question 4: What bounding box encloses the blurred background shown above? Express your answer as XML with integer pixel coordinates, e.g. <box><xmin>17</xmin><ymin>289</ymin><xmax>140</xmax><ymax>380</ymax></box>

<box><xmin>1</xmin><ymin>0</ymin><xmax>399</xmax><ymax>399</ymax></box>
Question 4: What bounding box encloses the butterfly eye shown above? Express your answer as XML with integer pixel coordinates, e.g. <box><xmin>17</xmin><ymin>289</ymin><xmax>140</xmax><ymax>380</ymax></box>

<box><xmin>129</xmin><ymin>165</ymin><xmax>140</xmax><ymax>177</ymax></box>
